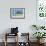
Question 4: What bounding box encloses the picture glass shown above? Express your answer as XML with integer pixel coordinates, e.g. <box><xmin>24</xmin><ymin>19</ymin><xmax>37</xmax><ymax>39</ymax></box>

<box><xmin>37</xmin><ymin>0</ymin><xmax>46</xmax><ymax>26</ymax></box>
<box><xmin>37</xmin><ymin>0</ymin><xmax>46</xmax><ymax>18</ymax></box>
<box><xmin>10</xmin><ymin>8</ymin><xmax>25</xmax><ymax>19</ymax></box>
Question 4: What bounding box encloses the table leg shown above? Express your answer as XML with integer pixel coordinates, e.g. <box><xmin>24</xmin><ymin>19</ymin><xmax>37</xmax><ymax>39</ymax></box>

<box><xmin>4</xmin><ymin>34</ymin><xmax>7</xmax><ymax>46</ymax></box>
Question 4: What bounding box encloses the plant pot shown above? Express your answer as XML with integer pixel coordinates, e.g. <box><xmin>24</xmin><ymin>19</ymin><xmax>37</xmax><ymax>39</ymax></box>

<box><xmin>37</xmin><ymin>39</ymin><xmax>45</xmax><ymax>44</ymax></box>
<box><xmin>40</xmin><ymin>38</ymin><xmax>45</xmax><ymax>43</ymax></box>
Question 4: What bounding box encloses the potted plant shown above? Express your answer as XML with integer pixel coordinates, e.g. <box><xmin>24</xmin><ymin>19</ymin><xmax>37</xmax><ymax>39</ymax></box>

<box><xmin>32</xmin><ymin>25</ymin><xmax>39</xmax><ymax>30</ymax></box>
<box><xmin>33</xmin><ymin>32</ymin><xmax>46</xmax><ymax>43</ymax></box>
<box><xmin>32</xmin><ymin>24</ymin><xmax>45</xmax><ymax>30</ymax></box>
<box><xmin>40</xmin><ymin>26</ymin><xmax>45</xmax><ymax>29</ymax></box>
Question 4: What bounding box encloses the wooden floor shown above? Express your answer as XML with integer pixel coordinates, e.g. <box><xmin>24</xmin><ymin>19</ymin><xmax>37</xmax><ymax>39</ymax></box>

<box><xmin>0</xmin><ymin>42</ymin><xmax>46</xmax><ymax>46</ymax></box>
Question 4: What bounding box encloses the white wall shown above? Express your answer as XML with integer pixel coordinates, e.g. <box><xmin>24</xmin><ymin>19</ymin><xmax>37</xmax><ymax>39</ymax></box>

<box><xmin>0</xmin><ymin>0</ymin><xmax>37</xmax><ymax>42</ymax></box>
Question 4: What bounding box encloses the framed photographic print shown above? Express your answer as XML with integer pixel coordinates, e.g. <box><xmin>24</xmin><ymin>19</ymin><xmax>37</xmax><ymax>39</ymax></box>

<box><xmin>37</xmin><ymin>0</ymin><xmax>46</xmax><ymax>19</ymax></box>
<box><xmin>36</xmin><ymin>0</ymin><xmax>46</xmax><ymax>26</ymax></box>
<box><xmin>10</xmin><ymin>8</ymin><xmax>25</xmax><ymax>19</ymax></box>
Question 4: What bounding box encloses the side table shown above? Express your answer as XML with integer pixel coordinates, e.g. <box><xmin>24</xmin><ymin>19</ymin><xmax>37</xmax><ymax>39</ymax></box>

<box><xmin>4</xmin><ymin>33</ymin><xmax>18</xmax><ymax>46</ymax></box>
